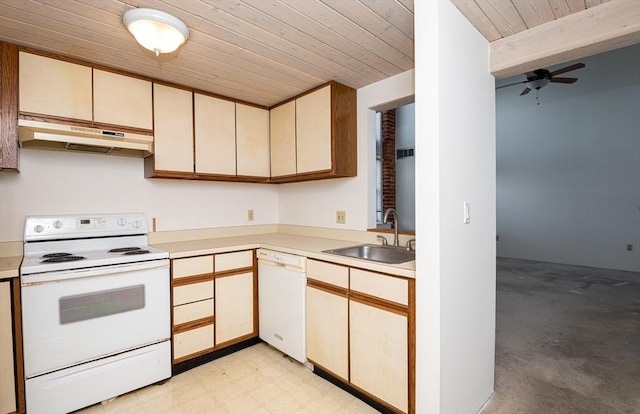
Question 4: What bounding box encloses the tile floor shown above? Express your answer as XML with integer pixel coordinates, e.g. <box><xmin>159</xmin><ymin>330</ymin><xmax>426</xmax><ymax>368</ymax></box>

<box><xmin>76</xmin><ymin>343</ymin><xmax>379</xmax><ymax>414</ymax></box>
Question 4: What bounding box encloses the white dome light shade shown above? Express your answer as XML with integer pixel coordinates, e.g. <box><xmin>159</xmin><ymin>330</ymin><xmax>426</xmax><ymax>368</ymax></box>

<box><xmin>123</xmin><ymin>8</ymin><xmax>189</xmax><ymax>56</ymax></box>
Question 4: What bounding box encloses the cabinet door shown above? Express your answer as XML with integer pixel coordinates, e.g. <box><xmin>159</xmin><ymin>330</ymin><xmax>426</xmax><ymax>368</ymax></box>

<box><xmin>0</xmin><ymin>282</ymin><xmax>16</xmax><ymax>414</ymax></box>
<box><xmin>296</xmin><ymin>85</ymin><xmax>332</xmax><ymax>173</ymax></box>
<box><xmin>306</xmin><ymin>285</ymin><xmax>348</xmax><ymax>381</ymax></box>
<box><xmin>350</xmin><ymin>301</ymin><xmax>408</xmax><ymax>413</ymax></box>
<box><xmin>270</xmin><ymin>101</ymin><xmax>296</xmax><ymax>177</ymax></box>
<box><xmin>236</xmin><ymin>104</ymin><xmax>270</xmax><ymax>177</ymax></box>
<box><xmin>215</xmin><ymin>272</ymin><xmax>254</xmax><ymax>345</ymax></box>
<box><xmin>153</xmin><ymin>84</ymin><xmax>193</xmax><ymax>172</ymax></box>
<box><xmin>19</xmin><ymin>52</ymin><xmax>92</xmax><ymax>121</ymax></box>
<box><xmin>93</xmin><ymin>69</ymin><xmax>152</xmax><ymax>130</ymax></box>
<box><xmin>194</xmin><ymin>93</ymin><xmax>236</xmax><ymax>175</ymax></box>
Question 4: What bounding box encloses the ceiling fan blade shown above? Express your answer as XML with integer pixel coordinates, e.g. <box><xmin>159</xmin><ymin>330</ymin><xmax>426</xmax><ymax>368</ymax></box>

<box><xmin>520</xmin><ymin>87</ymin><xmax>531</xmax><ymax>96</ymax></box>
<box><xmin>496</xmin><ymin>80</ymin><xmax>526</xmax><ymax>89</ymax></box>
<box><xmin>550</xmin><ymin>77</ymin><xmax>578</xmax><ymax>84</ymax></box>
<box><xmin>549</xmin><ymin>63</ymin><xmax>585</xmax><ymax>76</ymax></box>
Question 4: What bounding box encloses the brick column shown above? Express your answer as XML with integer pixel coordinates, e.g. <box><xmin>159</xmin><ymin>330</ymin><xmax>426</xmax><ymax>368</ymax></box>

<box><xmin>381</xmin><ymin>109</ymin><xmax>396</xmax><ymax>226</ymax></box>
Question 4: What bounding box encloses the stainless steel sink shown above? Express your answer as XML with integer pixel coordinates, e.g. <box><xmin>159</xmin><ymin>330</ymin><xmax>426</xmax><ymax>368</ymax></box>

<box><xmin>323</xmin><ymin>244</ymin><xmax>415</xmax><ymax>264</ymax></box>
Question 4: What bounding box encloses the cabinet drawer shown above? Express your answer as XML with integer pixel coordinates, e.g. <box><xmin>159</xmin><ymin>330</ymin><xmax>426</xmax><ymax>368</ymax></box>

<box><xmin>173</xmin><ymin>281</ymin><xmax>213</xmax><ymax>306</ymax></box>
<box><xmin>350</xmin><ymin>268</ymin><xmax>408</xmax><ymax>306</ymax></box>
<box><xmin>215</xmin><ymin>251</ymin><xmax>253</xmax><ymax>272</ymax></box>
<box><xmin>173</xmin><ymin>299</ymin><xmax>214</xmax><ymax>325</ymax></box>
<box><xmin>173</xmin><ymin>324</ymin><xmax>214</xmax><ymax>360</ymax></box>
<box><xmin>307</xmin><ymin>259</ymin><xmax>348</xmax><ymax>288</ymax></box>
<box><xmin>173</xmin><ymin>256</ymin><xmax>213</xmax><ymax>279</ymax></box>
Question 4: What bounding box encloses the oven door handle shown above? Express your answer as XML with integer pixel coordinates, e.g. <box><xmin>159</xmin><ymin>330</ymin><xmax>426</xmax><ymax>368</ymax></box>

<box><xmin>21</xmin><ymin>259</ymin><xmax>169</xmax><ymax>286</ymax></box>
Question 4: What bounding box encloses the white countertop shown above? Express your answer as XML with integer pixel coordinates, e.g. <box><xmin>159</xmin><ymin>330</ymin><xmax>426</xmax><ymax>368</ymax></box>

<box><xmin>152</xmin><ymin>233</ymin><xmax>415</xmax><ymax>278</ymax></box>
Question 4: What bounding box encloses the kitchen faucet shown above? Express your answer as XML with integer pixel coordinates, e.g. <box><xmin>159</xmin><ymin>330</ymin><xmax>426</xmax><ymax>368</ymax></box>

<box><xmin>383</xmin><ymin>208</ymin><xmax>400</xmax><ymax>247</ymax></box>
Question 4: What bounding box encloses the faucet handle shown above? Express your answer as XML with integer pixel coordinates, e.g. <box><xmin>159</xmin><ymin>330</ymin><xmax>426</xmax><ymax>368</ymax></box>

<box><xmin>377</xmin><ymin>235</ymin><xmax>388</xmax><ymax>246</ymax></box>
<box><xmin>406</xmin><ymin>238</ymin><xmax>416</xmax><ymax>251</ymax></box>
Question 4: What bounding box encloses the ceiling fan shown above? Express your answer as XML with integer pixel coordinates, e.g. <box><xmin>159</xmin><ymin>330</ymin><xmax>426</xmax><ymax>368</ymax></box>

<box><xmin>497</xmin><ymin>62</ymin><xmax>586</xmax><ymax>96</ymax></box>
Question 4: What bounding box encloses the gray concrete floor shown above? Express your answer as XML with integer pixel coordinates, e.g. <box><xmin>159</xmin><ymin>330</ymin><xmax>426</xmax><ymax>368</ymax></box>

<box><xmin>481</xmin><ymin>258</ymin><xmax>640</xmax><ymax>414</ymax></box>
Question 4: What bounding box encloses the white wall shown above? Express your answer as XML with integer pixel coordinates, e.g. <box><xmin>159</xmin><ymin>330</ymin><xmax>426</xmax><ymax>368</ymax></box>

<box><xmin>496</xmin><ymin>44</ymin><xmax>640</xmax><ymax>272</ymax></box>
<box><xmin>277</xmin><ymin>69</ymin><xmax>415</xmax><ymax>230</ymax></box>
<box><xmin>416</xmin><ymin>1</ymin><xmax>496</xmax><ymax>413</ymax></box>
<box><xmin>396</xmin><ymin>103</ymin><xmax>416</xmax><ymax>231</ymax></box>
<box><xmin>0</xmin><ymin>149</ymin><xmax>278</xmax><ymax>241</ymax></box>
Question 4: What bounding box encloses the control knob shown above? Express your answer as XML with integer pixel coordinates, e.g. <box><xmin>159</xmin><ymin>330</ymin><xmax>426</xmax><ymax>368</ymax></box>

<box><xmin>117</xmin><ymin>218</ymin><xmax>127</xmax><ymax>226</ymax></box>
<box><xmin>53</xmin><ymin>220</ymin><xmax>63</xmax><ymax>229</ymax></box>
<box><xmin>132</xmin><ymin>220</ymin><xmax>142</xmax><ymax>229</ymax></box>
<box><xmin>34</xmin><ymin>225</ymin><xmax>44</xmax><ymax>233</ymax></box>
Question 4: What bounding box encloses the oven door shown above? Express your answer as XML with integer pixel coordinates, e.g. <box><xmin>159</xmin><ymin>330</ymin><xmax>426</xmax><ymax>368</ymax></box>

<box><xmin>21</xmin><ymin>259</ymin><xmax>170</xmax><ymax>378</ymax></box>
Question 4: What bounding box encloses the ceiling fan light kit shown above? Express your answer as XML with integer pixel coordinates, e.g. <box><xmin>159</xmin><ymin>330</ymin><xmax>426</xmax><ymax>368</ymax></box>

<box><xmin>498</xmin><ymin>63</ymin><xmax>586</xmax><ymax>100</ymax></box>
<box><xmin>123</xmin><ymin>8</ymin><xmax>189</xmax><ymax>56</ymax></box>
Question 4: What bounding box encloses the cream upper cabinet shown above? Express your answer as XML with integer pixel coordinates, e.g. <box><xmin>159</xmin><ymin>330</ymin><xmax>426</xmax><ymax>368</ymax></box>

<box><xmin>93</xmin><ymin>69</ymin><xmax>152</xmax><ymax>130</ymax></box>
<box><xmin>269</xmin><ymin>101</ymin><xmax>296</xmax><ymax>177</ymax></box>
<box><xmin>0</xmin><ymin>282</ymin><xmax>16</xmax><ymax>414</ymax></box>
<box><xmin>19</xmin><ymin>52</ymin><xmax>92</xmax><ymax>121</ymax></box>
<box><xmin>194</xmin><ymin>94</ymin><xmax>236</xmax><ymax>175</ymax></box>
<box><xmin>236</xmin><ymin>104</ymin><xmax>270</xmax><ymax>177</ymax></box>
<box><xmin>296</xmin><ymin>85</ymin><xmax>332</xmax><ymax>173</ymax></box>
<box><xmin>153</xmin><ymin>84</ymin><xmax>194</xmax><ymax>173</ymax></box>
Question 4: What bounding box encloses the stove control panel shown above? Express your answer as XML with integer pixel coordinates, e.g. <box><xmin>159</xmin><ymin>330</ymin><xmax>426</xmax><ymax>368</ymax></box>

<box><xmin>24</xmin><ymin>213</ymin><xmax>149</xmax><ymax>241</ymax></box>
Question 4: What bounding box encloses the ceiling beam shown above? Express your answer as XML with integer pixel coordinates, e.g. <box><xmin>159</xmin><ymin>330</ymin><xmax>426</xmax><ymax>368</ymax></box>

<box><xmin>490</xmin><ymin>0</ymin><xmax>640</xmax><ymax>79</ymax></box>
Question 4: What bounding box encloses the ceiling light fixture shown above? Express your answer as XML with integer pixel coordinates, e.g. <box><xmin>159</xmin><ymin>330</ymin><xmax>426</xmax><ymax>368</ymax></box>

<box><xmin>123</xmin><ymin>8</ymin><xmax>189</xmax><ymax>56</ymax></box>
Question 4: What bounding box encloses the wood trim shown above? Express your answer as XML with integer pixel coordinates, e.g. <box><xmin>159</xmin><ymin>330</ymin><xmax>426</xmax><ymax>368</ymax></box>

<box><xmin>172</xmin><ymin>316</ymin><xmax>215</xmax><ymax>334</ymax></box>
<box><xmin>307</xmin><ymin>278</ymin><xmax>349</xmax><ymax>297</ymax></box>
<box><xmin>407</xmin><ymin>279</ymin><xmax>415</xmax><ymax>414</ymax></box>
<box><xmin>490</xmin><ymin>0</ymin><xmax>640</xmax><ymax>79</ymax></box>
<box><xmin>214</xmin><ymin>332</ymin><xmax>258</xmax><ymax>350</ymax></box>
<box><xmin>367</xmin><ymin>228</ymin><xmax>415</xmax><ymax>236</ymax></box>
<box><xmin>214</xmin><ymin>266</ymin><xmax>254</xmax><ymax>278</ymax></box>
<box><xmin>171</xmin><ymin>273</ymin><xmax>215</xmax><ymax>286</ymax></box>
<box><xmin>349</xmin><ymin>291</ymin><xmax>408</xmax><ymax>316</ymax></box>
<box><xmin>172</xmin><ymin>346</ymin><xmax>216</xmax><ymax>365</ymax></box>
<box><xmin>18</xmin><ymin>113</ymin><xmax>153</xmax><ymax>136</ymax></box>
<box><xmin>331</xmin><ymin>81</ymin><xmax>357</xmax><ymax>176</ymax></box>
<box><xmin>11</xmin><ymin>279</ymin><xmax>25</xmax><ymax>414</ymax></box>
<box><xmin>0</xmin><ymin>42</ymin><xmax>19</xmax><ymax>171</ymax></box>
<box><xmin>253</xmin><ymin>250</ymin><xmax>259</xmax><ymax>337</ymax></box>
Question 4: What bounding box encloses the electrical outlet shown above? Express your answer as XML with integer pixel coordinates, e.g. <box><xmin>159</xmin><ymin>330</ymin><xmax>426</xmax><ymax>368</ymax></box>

<box><xmin>627</xmin><ymin>244</ymin><xmax>633</xmax><ymax>251</ymax></box>
<box><xmin>248</xmin><ymin>209</ymin><xmax>254</xmax><ymax>221</ymax></box>
<box><xmin>336</xmin><ymin>211</ymin><xmax>346</xmax><ymax>224</ymax></box>
<box><xmin>496</xmin><ymin>235</ymin><xmax>500</xmax><ymax>242</ymax></box>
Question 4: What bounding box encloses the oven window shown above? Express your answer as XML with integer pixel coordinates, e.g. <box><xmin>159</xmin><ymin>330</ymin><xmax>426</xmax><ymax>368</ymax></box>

<box><xmin>59</xmin><ymin>285</ymin><xmax>145</xmax><ymax>324</ymax></box>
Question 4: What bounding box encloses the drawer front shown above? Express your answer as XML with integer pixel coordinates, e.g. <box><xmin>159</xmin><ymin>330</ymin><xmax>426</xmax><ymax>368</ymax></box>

<box><xmin>173</xmin><ymin>299</ymin><xmax>214</xmax><ymax>325</ymax></box>
<box><xmin>173</xmin><ymin>324</ymin><xmax>214</xmax><ymax>360</ymax></box>
<box><xmin>307</xmin><ymin>259</ymin><xmax>348</xmax><ymax>288</ymax></box>
<box><xmin>173</xmin><ymin>256</ymin><xmax>213</xmax><ymax>279</ymax></box>
<box><xmin>173</xmin><ymin>281</ymin><xmax>214</xmax><ymax>306</ymax></box>
<box><xmin>350</xmin><ymin>268</ymin><xmax>408</xmax><ymax>306</ymax></box>
<box><xmin>215</xmin><ymin>250</ymin><xmax>253</xmax><ymax>272</ymax></box>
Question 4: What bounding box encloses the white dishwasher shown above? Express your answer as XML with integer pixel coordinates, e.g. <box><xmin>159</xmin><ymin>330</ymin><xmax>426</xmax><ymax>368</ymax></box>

<box><xmin>257</xmin><ymin>249</ymin><xmax>307</xmax><ymax>363</ymax></box>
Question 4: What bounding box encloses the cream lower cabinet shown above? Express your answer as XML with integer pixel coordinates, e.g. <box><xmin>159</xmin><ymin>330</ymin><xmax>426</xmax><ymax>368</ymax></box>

<box><xmin>306</xmin><ymin>261</ymin><xmax>414</xmax><ymax>414</ymax></box>
<box><xmin>171</xmin><ymin>255</ymin><xmax>215</xmax><ymax>363</ymax></box>
<box><xmin>306</xmin><ymin>260</ymin><xmax>349</xmax><ymax>381</ymax></box>
<box><xmin>349</xmin><ymin>269</ymin><xmax>410</xmax><ymax>413</ymax></box>
<box><xmin>170</xmin><ymin>250</ymin><xmax>257</xmax><ymax>366</ymax></box>
<box><xmin>0</xmin><ymin>281</ymin><xmax>17</xmax><ymax>414</ymax></box>
<box><xmin>214</xmin><ymin>250</ymin><xmax>256</xmax><ymax>346</ymax></box>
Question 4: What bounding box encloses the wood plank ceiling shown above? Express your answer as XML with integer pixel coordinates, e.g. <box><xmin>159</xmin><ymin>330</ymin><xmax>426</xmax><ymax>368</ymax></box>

<box><xmin>450</xmin><ymin>0</ymin><xmax>613</xmax><ymax>42</ymax></box>
<box><xmin>0</xmin><ymin>0</ymin><xmax>620</xmax><ymax>107</ymax></box>
<box><xmin>0</xmin><ymin>0</ymin><xmax>414</xmax><ymax>107</ymax></box>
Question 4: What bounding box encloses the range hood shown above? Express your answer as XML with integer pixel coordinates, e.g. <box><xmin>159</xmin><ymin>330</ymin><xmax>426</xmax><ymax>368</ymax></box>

<box><xmin>18</xmin><ymin>119</ymin><xmax>153</xmax><ymax>157</ymax></box>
